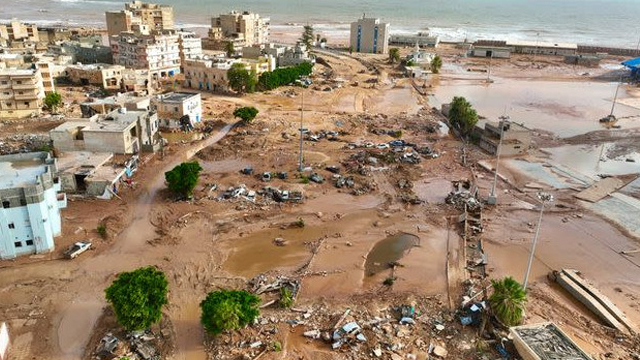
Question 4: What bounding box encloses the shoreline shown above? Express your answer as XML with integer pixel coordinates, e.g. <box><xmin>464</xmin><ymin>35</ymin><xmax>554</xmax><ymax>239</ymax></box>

<box><xmin>2</xmin><ymin>16</ymin><xmax>640</xmax><ymax>51</ymax></box>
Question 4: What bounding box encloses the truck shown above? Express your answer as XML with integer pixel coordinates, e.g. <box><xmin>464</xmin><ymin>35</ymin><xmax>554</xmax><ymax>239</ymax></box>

<box><xmin>64</xmin><ymin>241</ymin><xmax>92</xmax><ymax>259</ymax></box>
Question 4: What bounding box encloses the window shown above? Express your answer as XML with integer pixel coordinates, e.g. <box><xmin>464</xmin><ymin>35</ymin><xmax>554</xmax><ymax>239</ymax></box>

<box><xmin>20</xmin><ymin>198</ymin><xmax>26</xmax><ymax>206</ymax></box>
<box><xmin>8</xmin><ymin>223</ymin><xmax>15</xmax><ymax>229</ymax></box>
<box><xmin>2</xmin><ymin>201</ymin><xmax>9</xmax><ymax>208</ymax></box>
<box><xmin>26</xmin><ymin>240</ymin><xmax>34</xmax><ymax>246</ymax></box>
<box><xmin>14</xmin><ymin>241</ymin><xmax>22</xmax><ymax>248</ymax></box>
<box><xmin>24</xmin><ymin>102</ymin><xmax>29</xmax><ymax>106</ymax></box>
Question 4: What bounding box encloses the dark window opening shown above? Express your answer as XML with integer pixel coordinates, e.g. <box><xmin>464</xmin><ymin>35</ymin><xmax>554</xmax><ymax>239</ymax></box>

<box><xmin>2</xmin><ymin>201</ymin><xmax>9</xmax><ymax>208</ymax></box>
<box><xmin>14</xmin><ymin>241</ymin><xmax>22</xmax><ymax>248</ymax></box>
<box><xmin>26</xmin><ymin>240</ymin><xmax>34</xmax><ymax>246</ymax></box>
<box><xmin>8</xmin><ymin>223</ymin><xmax>15</xmax><ymax>229</ymax></box>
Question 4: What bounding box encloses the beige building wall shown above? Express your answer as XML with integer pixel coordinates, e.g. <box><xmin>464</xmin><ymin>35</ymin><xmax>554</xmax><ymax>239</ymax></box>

<box><xmin>183</xmin><ymin>58</ymin><xmax>234</xmax><ymax>92</ymax></box>
<box><xmin>350</xmin><ymin>17</ymin><xmax>389</xmax><ymax>54</ymax></box>
<box><xmin>112</xmin><ymin>32</ymin><xmax>180</xmax><ymax>79</ymax></box>
<box><xmin>125</xmin><ymin>1</ymin><xmax>174</xmax><ymax>31</ymax></box>
<box><xmin>209</xmin><ymin>11</ymin><xmax>269</xmax><ymax>47</ymax></box>
<box><xmin>65</xmin><ymin>64</ymin><xmax>125</xmax><ymax>89</ymax></box>
<box><xmin>0</xmin><ymin>68</ymin><xmax>45</xmax><ymax>119</ymax></box>
<box><xmin>106</xmin><ymin>11</ymin><xmax>133</xmax><ymax>38</ymax></box>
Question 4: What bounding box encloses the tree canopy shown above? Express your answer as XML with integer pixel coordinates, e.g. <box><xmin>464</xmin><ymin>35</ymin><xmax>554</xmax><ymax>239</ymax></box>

<box><xmin>225</xmin><ymin>41</ymin><xmax>235</xmax><ymax>58</ymax></box>
<box><xmin>257</xmin><ymin>62</ymin><xmax>313</xmax><ymax>91</ymax></box>
<box><xmin>233</xmin><ymin>106</ymin><xmax>259</xmax><ymax>124</ymax></box>
<box><xmin>105</xmin><ymin>266</ymin><xmax>168</xmax><ymax>331</ymax></box>
<box><xmin>430</xmin><ymin>55</ymin><xmax>443</xmax><ymax>74</ymax></box>
<box><xmin>388</xmin><ymin>48</ymin><xmax>400</xmax><ymax>63</ymax></box>
<box><xmin>300</xmin><ymin>24</ymin><xmax>314</xmax><ymax>49</ymax></box>
<box><xmin>448</xmin><ymin>96</ymin><xmax>478</xmax><ymax>137</ymax></box>
<box><xmin>200</xmin><ymin>290</ymin><xmax>261</xmax><ymax>335</ymax></box>
<box><xmin>44</xmin><ymin>92</ymin><xmax>62</xmax><ymax>113</ymax></box>
<box><xmin>228</xmin><ymin>63</ymin><xmax>256</xmax><ymax>94</ymax></box>
<box><xmin>489</xmin><ymin>276</ymin><xmax>527</xmax><ymax>326</ymax></box>
<box><xmin>164</xmin><ymin>161</ymin><xmax>203</xmax><ymax>199</ymax></box>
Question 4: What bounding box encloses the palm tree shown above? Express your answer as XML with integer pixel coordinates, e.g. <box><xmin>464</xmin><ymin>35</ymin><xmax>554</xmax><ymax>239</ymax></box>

<box><xmin>430</xmin><ymin>55</ymin><xmax>443</xmax><ymax>74</ymax></box>
<box><xmin>388</xmin><ymin>48</ymin><xmax>400</xmax><ymax>63</ymax></box>
<box><xmin>489</xmin><ymin>276</ymin><xmax>527</xmax><ymax>326</ymax></box>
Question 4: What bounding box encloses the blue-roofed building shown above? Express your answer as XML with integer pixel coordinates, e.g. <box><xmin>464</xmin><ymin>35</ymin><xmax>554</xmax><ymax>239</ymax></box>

<box><xmin>622</xmin><ymin>57</ymin><xmax>640</xmax><ymax>79</ymax></box>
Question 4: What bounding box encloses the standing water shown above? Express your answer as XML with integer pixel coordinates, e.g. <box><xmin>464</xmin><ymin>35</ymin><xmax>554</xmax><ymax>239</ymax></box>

<box><xmin>365</xmin><ymin>233</ymin><xmax>420</xmax><ymax>276</ymax></box>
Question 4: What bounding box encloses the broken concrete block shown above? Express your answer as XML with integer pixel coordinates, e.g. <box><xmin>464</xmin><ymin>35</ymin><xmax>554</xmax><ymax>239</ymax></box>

<box><xmin>433</xmin><ymin>345</ymin><xmax>448</xmax><ymax>358</ymax></box>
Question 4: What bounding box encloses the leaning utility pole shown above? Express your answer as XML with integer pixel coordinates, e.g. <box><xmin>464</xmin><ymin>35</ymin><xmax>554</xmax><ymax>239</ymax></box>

<box><xmin>523</xmin><ymin>192</ymin><xmax>554</xmax><ymax>290</ymax></box>
<box><xmin>488</xmin><ymin>114</ymin><xmax>508</xmax><ymax>205</ymax></box>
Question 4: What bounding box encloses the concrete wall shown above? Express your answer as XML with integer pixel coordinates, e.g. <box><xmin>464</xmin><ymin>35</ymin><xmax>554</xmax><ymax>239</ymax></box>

<box><xmin>350</xmin><ymin>18</ymin><xmax>389</xmax><ymax>54</ymax></box>
<box><xmin>83</xmin><ymin>129</ymin><xmax>134</xmax><ymax>154</ymax></box>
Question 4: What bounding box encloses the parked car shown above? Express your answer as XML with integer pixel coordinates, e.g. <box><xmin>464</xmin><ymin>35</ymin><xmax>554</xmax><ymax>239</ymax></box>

<box><xmin>240</xmin><ymin>167</ymin><xmax>254</xmax><ymax>175</ymax></box>
<box><xmin>376</xmin><ymin>143</ymin><xmax>390</xmax><ymax>149</ymax></box>
<box><xmin>389</xmin><ymin>140</ymin><xmax>405</xmax><ymax>147</ymax></box>
<box><xmin>281</xmin><ymin>190</ymin><xmax>290</xmax><ymax>201</ymax></box>
<box><xmin>64</xmin><ymin>241</ymin><xmax>92</xmax><ymax>259</ymax></box>
<box><xmin>262</xmin><ymin>172</ymin><xmax>272</xmax><ymax>182</ymax></box>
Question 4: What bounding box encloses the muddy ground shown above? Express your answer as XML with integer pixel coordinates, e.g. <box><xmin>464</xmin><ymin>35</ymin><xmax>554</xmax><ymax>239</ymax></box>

<box><xmin>1</xmin><ymin>44</ymin><xmax>640</xmax><ymax>360</ymax></box>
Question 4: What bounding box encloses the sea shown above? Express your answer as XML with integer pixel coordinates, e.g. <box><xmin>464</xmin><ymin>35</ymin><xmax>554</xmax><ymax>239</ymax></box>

<box><xmin>1</xmin><ymin>0</ymin><xmax>640</xmax><ymax>48</ymax></box>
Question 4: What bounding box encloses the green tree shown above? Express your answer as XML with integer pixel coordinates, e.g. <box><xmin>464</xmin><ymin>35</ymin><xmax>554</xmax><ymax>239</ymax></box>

<box><xmin>228</xmin><ymin>63</ymin><xmax>255</xmax><ymax>94</ymax></box>
<box><xmin>431</xmin><ymin>55</ymin><xmax>443</xmax><ymax>74</ymax></box>
<box><xmin>448</xmin><ymin>96</ymin><xmax>479</xmax><ymax>137</ymax></box>
<box><xmin>300</xmin><ymin>24</ymin><xmax>314</xmax><ymax>49</ymax></box>
<box><xmin>489</xmin><ymin>276</ymin><xmax>527</xmax><ymax>326</ymax></box>
<box><xmin>200</xmin><ymin>290</ymin><xmax>260</xmax><ymax>335</ymax></box>
<box><xmin>233</xmin><ymin>106</ymin><xmax>259</xmax><ymax>124</ymax></box>
<box><xmin>44</xmin><ymin>92</ymin><xmax>62</xmax><ymax>113</ymax></box>
<box><xmin>105</xmin><ymin>266</ymin><xmax>168</xmax><ymax>331</ymax></box>
<box><xmin>164</xmin><ymin>161</ymin><xmax>203</xmax><ymax>198</ymax></box>
<box><xmin>279</xmin><ymin>287</ymin><xmax>293</xmax><ymax>308</ymax></box>
<box><xmin>257</xmin><ymin>62</ymin><xmax>313</xmax><ymax>91</ymax></box>
<box><xmin>388</xmin><ymin>48</ymin><xmax>400</xmax><ymax>63</ymax></box>
<box><xmin>225</xmin><ymin>41</ymin><xmax>235</xmax><ymax>58</ymax></box>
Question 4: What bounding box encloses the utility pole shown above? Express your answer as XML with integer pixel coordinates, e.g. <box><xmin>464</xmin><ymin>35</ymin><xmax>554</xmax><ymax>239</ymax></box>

<box><xmin>523</xmin><ymin>192</ymin><xmax>554</xmax><ymax>290</ymax></box>
<box><xmin>486</xmin><ymin>51</ymin><xmax>493</xmax><ymax>83</ymax></box>
<box><xmin>609</xmin><ymin>76</ymin><xmax>622</xmax><ymax>118</ymax></box>
<box><xmin>488</xmin><ymin>114</ymin><xmax>508</xmax><ymax>205</ymax></box>
<box><xmin>298</xmin><ymin>86</ymin><xmax>305</xmax><ymax>171</ymax></box>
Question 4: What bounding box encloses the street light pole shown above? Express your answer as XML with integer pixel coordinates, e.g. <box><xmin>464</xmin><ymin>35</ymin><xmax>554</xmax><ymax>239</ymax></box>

<box><xmin>488</xmin><ymin>115</ymin><xmax>508</xmax><ymax>205</ymax></box>
<box><xmin>523</xmin><ymin>192</ymin><xmax>553</xmax><ymax>290</ymax></box>
<box><xmin>298</xmin><ymin>87</ymin><xmax>305</xmax><ymax>171</ymax></box>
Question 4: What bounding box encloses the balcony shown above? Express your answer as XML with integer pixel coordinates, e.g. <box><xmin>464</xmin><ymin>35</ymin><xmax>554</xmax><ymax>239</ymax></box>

<box><xmin>0</xmin><ymin>82</ymin><xmax>10</xmax><ymax>89</ymax></box>
<box><xmin>14</xmin><ymin>92</ymin><xmax>40</xmax><ymax>100</ymax></box>
<box><xmin>12</xmin><ymin>82</ymin><xmax>38</xmax><ymax>90</ymax></box>
<box><xmin>0</xmin><ymin>92</ymin><xmax>13</xmax><ymax>100</ymax></box>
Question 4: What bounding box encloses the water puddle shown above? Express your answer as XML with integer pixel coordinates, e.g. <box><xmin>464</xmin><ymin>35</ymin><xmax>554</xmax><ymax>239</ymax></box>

<box><xmin>364</xmin><ymin>232</ymin><xmax>420</xmax><ymax>276</ymax></box>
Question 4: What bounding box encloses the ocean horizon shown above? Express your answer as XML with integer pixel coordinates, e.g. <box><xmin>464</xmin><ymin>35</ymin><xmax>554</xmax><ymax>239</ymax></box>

<box><xmin>1</xmin><ymin>0</ymin><xmax>640</xmax><ymax>48</ymax></box>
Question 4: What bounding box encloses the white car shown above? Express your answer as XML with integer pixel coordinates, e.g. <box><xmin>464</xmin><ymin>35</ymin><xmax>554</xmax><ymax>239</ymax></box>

<box><xmin>376</xmin><ymin>143</ymin><xmax>390</xmax><ymax>149</ymax></box>
<box><xmin>64</xmin><ymin>241</ymin><xmax>92</xmax><ymax>259</ymax></box>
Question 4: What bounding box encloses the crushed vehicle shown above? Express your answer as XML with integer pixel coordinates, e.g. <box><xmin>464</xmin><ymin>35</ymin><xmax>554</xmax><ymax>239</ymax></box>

<box><xmin>310</xmin><ymin>173</ymin><xmax>325</xmax><ymax>184</ymax></box>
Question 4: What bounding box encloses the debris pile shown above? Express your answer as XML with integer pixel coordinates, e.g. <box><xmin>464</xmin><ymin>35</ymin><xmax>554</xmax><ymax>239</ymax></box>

<box><xmin>445</xmin><ymin>180</ymin><xmax>482</xmax><ymax>211</ymax></box>
<box><xmin>0</xmin><ymin>134</ymin><xmax>51</xmax><ymax>155</ymax></box>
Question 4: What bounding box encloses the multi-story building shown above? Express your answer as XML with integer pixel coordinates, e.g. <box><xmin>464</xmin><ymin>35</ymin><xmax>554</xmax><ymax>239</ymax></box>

<box><xmin>350</xmin><ymin>16</ymin><xmax>390</xmax><ymax>54</ymax></box>
<box><xmin>204</xmin><ymin>11</ymin><xmax>270</xmax><ymax>50</ymax></box>
<box><xmin>153</xmin><ymin>92</ymin><xmax>202</xmax><ymax>129</ymax></box>
<box><xmin>0</xmin><ymin>68</ymin><xmax>46</xmax><ymax>119</ymax></box>
<box><xmin>389</xmin><ymin>32</ymin><xmax>440</xmax><ymax>48</ymax></box>
<box><xmin>50</xmin><ymin>108</ymin><xmax>160</xmax><ymax>154</ymax></box>
<box><xmin>0</xmin><ymin>21</ymin><xmax>39</xmax><ymax>47</ymax></box>
<box><xmin>111</xmin><ymin>31</ymin><xmax>181</xmax><ymax>79</ymax></box>
<box><xmin>106</xmin><ymin>1</ymin><xmax>174</xmax><ymax>40</ymax></box>
<box><xmin>125</xmin><ymin>1</ymin><xmax>174</xmax><ymax>32</ymax></box>
<box><xmin>64</xmin><ymin>63</ymin><xmax>125</xmax><ymax>90</ymax></box>
<box><xmin>177</xmin><ymin>31</ymin><xmax>203</xmax><ymax>71</ymax></box>
<box><xmin>35</xmin><ymin>62</ymin><xmax>57</xmax><ymax>94</ymax></box>
<box><xmin>183</xmin><ymin>57</ymin><xmax>237</xmax><ymax>92</ymax></box>
<box><xmin>476</xmin><ymin>120</ymin><xmax>531</xmax><ymax>156</ymax></box>
<box><xmin>0</xmin><ymin>152</ymin><xmax>67</xmax><ymax>260</ymax></box>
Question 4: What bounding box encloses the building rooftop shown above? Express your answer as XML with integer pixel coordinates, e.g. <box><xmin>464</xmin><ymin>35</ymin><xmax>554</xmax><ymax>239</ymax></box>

<box><xmin>53</xmin><ymin>109</ymin><xmax>144</xmax><ymax>134</ymax></box>
<box><xmin>0</xmin><ymin>68</ymin><xmax>37</xmax><ymax>76</ymax></box>
<box><xmin>157</xmin><ymin>92</ymin><xmax>199</xmax><ymax>104</ymax></box>
<box><xmin>0</xmin><ymin>154</ymin><xmax>47</xmax><ymax>189</ymax></box>
<box><xmin>511</xmin><ymin>322</ymin><xmax>592</xmax><ymax>360</ymax></box>
<box><xmin>506</xmin><ymin>40</ymin><xmax>578</xmax><ymax>49</ymax></box>
<box><xmin>67</xmin><ymin>63</ymin><xmax>124</xmax><ymax>71</ymax></box>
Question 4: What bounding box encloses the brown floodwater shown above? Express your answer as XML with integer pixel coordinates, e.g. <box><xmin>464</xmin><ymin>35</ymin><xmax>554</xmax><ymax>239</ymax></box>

<box><xmin>364</xmin><ymin>232</ymin><xmax>420</xmax><ymax>276</ymax></box>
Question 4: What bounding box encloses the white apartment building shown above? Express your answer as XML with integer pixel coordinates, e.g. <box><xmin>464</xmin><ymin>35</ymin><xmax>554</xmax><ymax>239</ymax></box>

<box><xmin>207</xmin><ymin>11</ymin><xmax>270</xmax><ymax>48</ymax></box>
<box><xmin>177</xmin><ymin>31</ymin><xmax>203</xmax><ymax>70</ymax></box>
<box><xmin>350</xmin><ymin>16</ymin><xmax>390</xmax><ymax>54</ymax></box>
<box><xmin>153</xmin><ymin>92</ymin><xmax>202</xmax><ymax>129</ymax></box>
<box><xmin>0</xmin><ymin>152</ymin><xmax>67</xmax><ymax>260</ymax></box>
<box><xmin>0</xmin><ymin>68</ymin><xmax>46</xmax><ymax>119</ymax></box>
<box><xmin>111</xmin><ymin>31</ymin><xmax>181</xmax><ymax>79</ymax></box>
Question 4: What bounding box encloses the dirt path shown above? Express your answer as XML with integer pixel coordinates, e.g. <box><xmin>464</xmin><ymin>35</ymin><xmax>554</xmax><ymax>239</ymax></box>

<box><xmin>46</xmin><ymin>123</ymin><xmax>237</xmax><ymax>359</ymax></box>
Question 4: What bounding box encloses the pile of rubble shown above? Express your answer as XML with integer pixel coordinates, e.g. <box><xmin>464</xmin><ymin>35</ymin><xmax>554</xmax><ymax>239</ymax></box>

<box><xmin>0</xmin><ymin>134</ymin><xmax>51</xmax><ymax>155</ymax></box>
<box><xmin>445</xmin><ymin>180</ymin><xmax>482</xmax><ymax>211</ymax></box>
<box><xmin>92</xmin><ymin>327</ymin><xmax>171</xmax><ymax>360</ymax></box>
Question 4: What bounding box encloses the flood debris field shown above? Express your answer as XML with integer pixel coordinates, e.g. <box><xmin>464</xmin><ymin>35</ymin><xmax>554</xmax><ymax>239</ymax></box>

<box><xmin>1</xmin><ymin>46</ymin><xmax>640</xmax><ymax>360</ymax></box>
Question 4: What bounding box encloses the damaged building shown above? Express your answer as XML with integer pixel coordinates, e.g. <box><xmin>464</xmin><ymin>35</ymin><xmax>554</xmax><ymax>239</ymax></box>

<box><xmin>50</xmin><ymin>108</ymin><xmax>161</xmax><ymax>154</ymax></box>
<box><xmin>476</xmin><ymin>120</ymin><xmax>531</xmax><ymax>156</ymax></box>
<box><xmin>55</xmin><ymin>151</ymin><xmax>138</xmax><ymax>199</ymax></box>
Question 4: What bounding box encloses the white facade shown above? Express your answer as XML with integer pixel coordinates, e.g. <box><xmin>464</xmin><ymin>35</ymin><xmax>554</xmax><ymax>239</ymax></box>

<box><xmin>177</xmin><ymin>31</ymin><xmax>203</xmax><ymax>69</ymax></box>
<box><xmin>111</xmin><ymin>31</ymin><xmax>181</xmax><ymax>79</ymax></box>
<box><xmin>0</xmin><ymin>152</ymin><xmax>67</xmax><ymax>260</ymax></box>
<box><xmin>350</xmin><ymin>17</ymin><xmax>390</xmax><ymax>54</ymax></box>
<box><xmin>154</xmin><ymin>92</ymin><xmax>202</xmax><ymax>129</ymax></box>
<box><xmin>390</xmin><ymin>32</ymin><xmax>439</xmax><ymax>48</ymax></box>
